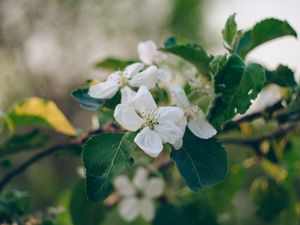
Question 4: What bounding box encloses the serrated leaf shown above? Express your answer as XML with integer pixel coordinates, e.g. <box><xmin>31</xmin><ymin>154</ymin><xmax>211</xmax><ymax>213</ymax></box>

<box><xmin>6</xmin><ymin>97</ymin><xmax>76</xmax><ymax>136</ymax></box>
<box><xmin>236</xmin><ymin>18</ymin><xmax>297</xmax><ymax>58</ymax></box>
<box><xmin>222</xmin><ymin>13</ymin><xmax>238</xmax><ymax>47</ymax></box>
<box><xmin>0</xmin><ymin>130</ymin><xmax>49</xmax><ymax>160</ymax></box>
<box><xmin>83</xmin><ymin>132</ymin><xmax>136</xmax><ymax>201</ymax></box>
<box><xmin>162</xmin><ymin>37</ymin><xmax>212</xmax><ymax>75</ymax></box>
<box><xmin>209</xmin><ymin>54</ymin><xmax>265</xmax><ymax>128</ymax></box>
<box><xmin>94</xmin><ymin>58</ymin><xmax>135</xmax><ymax>70</ymax></box>
<box><xmin>72</xmin><ymin>88</ymin><xmax>104</xmax><ymax>111</ymax></box>
<box><xmin>266</xmin><ymin>65</ymin><xmax>297</xmax><ymax>88</ymax></box>
<box><xmin>70</xmin><ymin>180</ymin><xmax>107</xmax><ymax>225</ymax></box>
<box><xmin>171</xmin><ymin>130</ymin><xmax>228</xmax><ymax>191</ymax></box>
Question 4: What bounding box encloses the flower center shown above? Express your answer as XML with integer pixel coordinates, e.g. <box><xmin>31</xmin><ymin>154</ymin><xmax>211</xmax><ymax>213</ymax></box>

<box><xmin>139</xmin><ymin>109</ymin><xmax>159</xmax><ymax>129</ymax></box>
<box><xmin>185</xmin><ymin>105</ymin><xmax>204</xmax><ymax>120</ymax></box>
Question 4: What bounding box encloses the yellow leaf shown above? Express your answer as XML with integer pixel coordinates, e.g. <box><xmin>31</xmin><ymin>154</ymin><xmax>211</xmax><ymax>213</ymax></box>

<box><xmin>7</xmin><ymin>97</ymin><xmax>76</xmax><ymax>136</ymax></box>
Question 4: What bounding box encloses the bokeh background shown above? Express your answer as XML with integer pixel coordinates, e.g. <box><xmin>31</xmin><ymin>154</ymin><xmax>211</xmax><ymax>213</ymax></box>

<box><xmin>0</xmin><ymin>0</ymin><xmax>300</xmax><ymax>224</ymax></box>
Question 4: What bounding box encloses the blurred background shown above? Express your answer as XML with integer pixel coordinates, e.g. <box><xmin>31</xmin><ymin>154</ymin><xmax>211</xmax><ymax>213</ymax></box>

<box><xmin>0</xmin><ymin>0</ymin><xmax>300</xmax><ymax>224</ymax></box>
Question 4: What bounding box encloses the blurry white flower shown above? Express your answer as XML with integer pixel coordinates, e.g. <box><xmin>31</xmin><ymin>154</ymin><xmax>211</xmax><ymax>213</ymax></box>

<box><xmin>113</xmin><ymin>167</ymin><xmax>165</xmax><ymax>222</ymax></box>
<box><xmin>138</xmin><ymin>40</ymin><xmax>171</xmax><ymax>82</ymax></box>
<box><xmin>76</xmin><ymin>167</ymin><xmax>85</xmax><ymax>178</ymax></box>
<box><xmin>114</xmin><ymin>86</ymin><xmax>185</xmax><ymax>157</ymax></box>
<box><xmin>173</xmin><ymin>87</ymin><xmax>217</xmax><ymax>139</ymax></box>
<box><xmin>88</xmin><ymin>62</ymin><xmax>161</xmax><ymax>99</ymax></box>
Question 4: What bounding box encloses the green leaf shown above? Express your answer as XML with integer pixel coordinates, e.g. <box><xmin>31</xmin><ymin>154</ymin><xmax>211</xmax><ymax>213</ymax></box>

<box><xmin>70</xmin><ymin>180</ymin><xmax>107</xmax><ymax>225</ymax></box>
<box><xmin>94</xmin><ymin>58</ymin><xmax>135</xmax><ymax>70</ymax></box>
<box><xmin>72</xmin><ymin>88</ymin><xmax>104</xmax><ymax>111</ymax></box>
<box><xmin>266</xmin><ymin>65</ymin><xmax>297</xmax><ymax>88</ymax></box>
<box><xmin>0</xmin><ymin>130</ymin><xmax>49</xmax><ymax>160</ymax></box>
<box><xmin>209</xmin><ymin>54</ymin><xmax>265</xmax><ymax>128</ymax></box>
<box><xmin>236</xmin><ymin>18</ymin><xmax>297</xmax><ymax>58</ymax></box>
<box><xmin>171</xmin><ymin>130</ymin><xmax>228</xmax><ymax>191</ymax></box>
<box><xmin>222</xmin><ymin>13</ymin><xmax>238</xmax><ymax>47</ymax></box>
<box><xmin>162</xmin><ymin>37</ymin><xmax>212</xmax><ymax>75</ymax></box>
<box><xmin>6</xmin><ymin>97</ymin><xmax>76</xmax><ymax>136</ymax></box>
<box><xmin>82</xmin><ymin>132</ymin><xmax>136</xmax><ymax>201</ymax></box>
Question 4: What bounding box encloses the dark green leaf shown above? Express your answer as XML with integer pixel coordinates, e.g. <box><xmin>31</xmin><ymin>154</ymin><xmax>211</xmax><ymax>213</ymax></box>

<box><xmin>72</xmin><ymin>88</ymin><xmax>104</xmax><ymax>111</ymax></box>
<box><xmin>236</xmin><ymin>18</ymin><xmax>297</xmax><ymax>58</ymax></box>
<box><xmin>209</xmin><ymin>54</ymin><xmax>265</xmax><ymax>128</ymax></box>
<box><xmin>266</xmin><ymin>65</ymin><xmax>297</xmax><ymax>88</ymax></box>
<box><xmin>222</xmin><ymin>13</ymin><xmax>238</xmax><ymax>47</ymax></box>
<box><xmin>70</xmin><ymin>180</ymin><xmax>107</xmax><ymax>225</ymax></box>
<box><xmin>209</xmin><ymin>55</ymin><xmax>227</xmax><ymax>75</ymax></box>
<box><xmin>171</xmin><ymin>130</ymin><xmax>228</xmax><ymax>191</ymax></box>
<box><xmin>83</xmin><ymin>132</ymin><xmax>136</xmax><ymax>201</ymax></box>
<box><xmin>0</xmin><ymin>130</ymin><xmax>49</xmax><ymax>160</ymax></box>
<box><xmin>94</xmin><ymin>58</ymin><xmax>135</xmax><ymax>70</ymax></box>
<box><xmin>162</xmin><ymin>37</ymin><xmax>212</xmax><ymax>75</ymax></box>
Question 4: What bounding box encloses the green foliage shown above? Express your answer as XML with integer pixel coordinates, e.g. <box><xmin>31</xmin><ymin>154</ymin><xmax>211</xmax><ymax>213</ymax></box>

<box><xmin>209</xmin><ymin>54</ymin><xmax>265</xmax><ymax>128</ymax></box>
<box><xmin>251</xmin><ymin>178</ymin><xmax>290</xmax><ymax>222</ymax></box>
<box><xmin>171</xmin><ymin>130</ymin><xmax>228</xmax><ymax>191</ymax></box>
<box><xmin>236</xmin><ymin>18</ymin><xmax>297</xmax><ymax>58</ymax></box>
<box><xmin>163</xmin><ymin>37</ymin><xmax>212</xmax><ymax>76</ymax></box>
<box><xmin>0</xmin><ymin>130</ymin><xmax>49</xmax><ymax>160</ymax></box>
<box><xmin>82</xmin><ymin>132</ymin><xmax>136</xmax><ymax>201</ymax></box>
<box><xmin>265</xmin><ymin>65</ymin><xmax>297</xmax><ymax>88</ymax></box>
<box><xmin>222</xmin><ymin>14</ymin><xmax>239</xmax><ymax>49</ymax></box>
<box><xmin>72</xmin><ymin>88</ymin><xmax>104</xmax><ymax>111</ymax></box>
<box><xmin>70</xmin><ymin>180</ymin><xmax>107</xmax><ymax>225</ymax></box>
<box><xmin>94</xmin><ymin>58</ymin><xmax>135</xmax><ymax>70</ymax></box>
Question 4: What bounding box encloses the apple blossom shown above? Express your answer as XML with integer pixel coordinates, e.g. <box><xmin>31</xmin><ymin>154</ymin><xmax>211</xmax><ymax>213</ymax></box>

<box><xmin>173</xmin><ymin>86</ymin><xmax>217</xmax><ymax>139</ymax></box>
<box><xmin>114</xmin><ymin>86</ymin><xmax>185</xmax><ymax>157</ymax></box>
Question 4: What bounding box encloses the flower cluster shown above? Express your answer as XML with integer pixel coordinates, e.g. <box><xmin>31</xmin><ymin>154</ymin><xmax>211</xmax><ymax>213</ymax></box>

<box><xmin>88</xmin><ymin>40</ymin><xmax>217</xmax><ymax>157</ymax></box>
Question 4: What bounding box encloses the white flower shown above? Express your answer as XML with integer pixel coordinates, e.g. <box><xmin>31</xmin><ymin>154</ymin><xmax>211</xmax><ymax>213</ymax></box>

<box><xmin>113</xmin><ymin>167</ymin><xmax>165</xmax><ymax>222</ymax></box>
<box><xmin>114</xmin><ymin>86</ymin><xmax>185</xmax><ymax>157</ymax></box>
<box><xmin>88</xmin><ymin>62</ymin><xmax>161</xmax><ymax>99</ymax></box>
<box><xmin>173</xmin><ymin>87</ymin><xmax>217</xmax><ymax>139</ymax></box>
<box><xmin>138</xmin><ymin>40</ymin><xmax>171</xmax><ymax>82</ymax></box>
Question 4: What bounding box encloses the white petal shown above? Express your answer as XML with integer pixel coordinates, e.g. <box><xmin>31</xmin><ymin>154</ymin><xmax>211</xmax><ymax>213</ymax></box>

<box><xmin>134</xmin><ymin>127</ymin><xmax>163</xmax><ymax>157</ymax></box>
<box><xmin>133</xmin><ymin>167</ymin><xmax>149</xmax><ymax>190</ymax></box>
<box><xmin>114</xmin><ymin>104</ymin><xmax>144</xmax><ymax>131</ymax></box>
<box><xmin>107</xmin><ymin>71</ymin><xmax>121</xmax><ymax>82</ymax></box>
<box><xmin>137</xmin><ymin>40</ymin><xmax>158</xmax><ymax>65</ymax></box>
<box><xmin>177</xmin><ymin>117</ymin><xmax>187</xmax><ymax>134</ymax></box>
<box><xmin>157</xmin><ymin>68</ymin><xmax>172</xmax><ymax>82</ymax></box>
<box><xmin>118</xmin><ymin>197</ymin><xmax>139</xmax><ymax>222</ymax></box>
<box><xmin>139</xmin><ymin>198</ymin><xmax>155</xmax><ymax>221</ymax></box>
<box><xmin>121</xmin><ymin>86</ymin><xmax>136</xmax><ymax>104</ymax></box>
<box><xmin>88</xmin><ymin>81</ymin><xmax>119</xmax><ymax>99</ymax></box>
<box><xmin>124</xmin><ymin>63</ymin><xmax>144</xmax><ymax>78</ymax></box>
<box><xmin>113</xmin><ymin>175</ymin><xmax>136</xmax><ymax>197</ymax></box>
<box><xmin>128</xmin><ymin>86</ymin><xmax>157</xmax><ymax>114</ymax></box>
<box><xmin>154</xmin><ymin>121</ymin><xmax>183</xmax><ymax>145</ymax></box>
<box><xmin>173</xmin><ymin>86</ymin><xmax>190</xmax><ymax>109</ymax></box>
<box><xmin>188</xmin><ymin>116</ymin><xmax>217</xmax><ymax>139</ymax></box>
<box><xmin>157</xmin><ymin>106</ymin><xmax>184</xmax><ymax>123</ymax></box>
<box><xmin>172</xmin><ymin>138</ymin><xmax>183</xmax><ymax>150</ymax></box>
<box><xmin>145</xmin><ymin>177</ymin><xmax>165</xmax><ymax>198</ymax></box>
<box><xmin>129</xmin><ymin>65</ymin><xmax>159</xmax><ymax>89</ymax></box>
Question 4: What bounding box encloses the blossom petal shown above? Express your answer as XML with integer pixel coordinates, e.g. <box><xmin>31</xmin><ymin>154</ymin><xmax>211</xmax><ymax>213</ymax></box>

<box><xmin>124</xmin><ymin>63</ymin><xmax>144</xmax><ymax>78</ymax></box>
<box><xmin>139</xmin><ymin>198</ymin><xmax>155</xmax><ymax>221</ymax></box>
<box><xmin>137</xmin><ymin>40</ymin><xmax>157</xmax><ymax>65</ymax></box>
<box><xmin>172</xmin><ymin>138</ymin><xmax>183</xmax><ymax>150</ymax></box>
<box><xmin>134</xmin><ymin>127</ymin><xmax>163</xmax><ymax>157</ymax></box>
<box><xmin>88</xmin><ymin>81</ymin><xmax>119</xmax><ymax>99</ymax></box>
<box><xmin>129</xmin><ymin>65</ymin><xmax>159</xmax><ymax>89</ymax></box>
<box><xmin>128</xmin><ymin>86</ymin><xmax>157</xmax><ymax>114</ymax></box>
<box><xmin>118</xmin><ymin>197</ymin><xmax>139</xmax><ymax>222</ymax></box>
<box><xmin>121</xmin><ymin>86</ymin><xmax>136</xmax><ymax>104</ymax></box>
<box><xmin>188</xmin><ymin>116</ymin><xmax>217</xmax><ymax>139</ymax></box>
<box><xmin>133</xmin><ymin>167</ymin><xmax>149</xmax><ymax>191</ymax></box>
<box><xmin>145</xmin><ymin>177</ymin><xmax>165</xmax><ymax>198</ymax></box>
<box><xmin>154</xmin><ymin>121</ymin><xmax>183</xmax><ymax>145</ymax></box>
<box><xmin>107</xmin><ymin>71</ymin><xmax>122</xmax><ymax>82</ymax></box>
<box><xmin>114</xmin><ymin>104</ymin><xmax>144</xmax><ymax>131</ymax></box>
<box><xmin>173</xmin><ymin>86</ymin><xmax>190</xmax><ymax>109</ymax></box>
<box><xmin>157</xmin><ymin>106</ymin><xmax>184</xmax><ymax>123</ymax></box>
<box><xmin>113</xmin><ymin>175</ymin><xmax>136</xmax><ymax>197</ymax></box>
<box><xmin>157</xmin><ymin>67</ymin><xmax>172</xmax><ymax>81</ymax></box>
